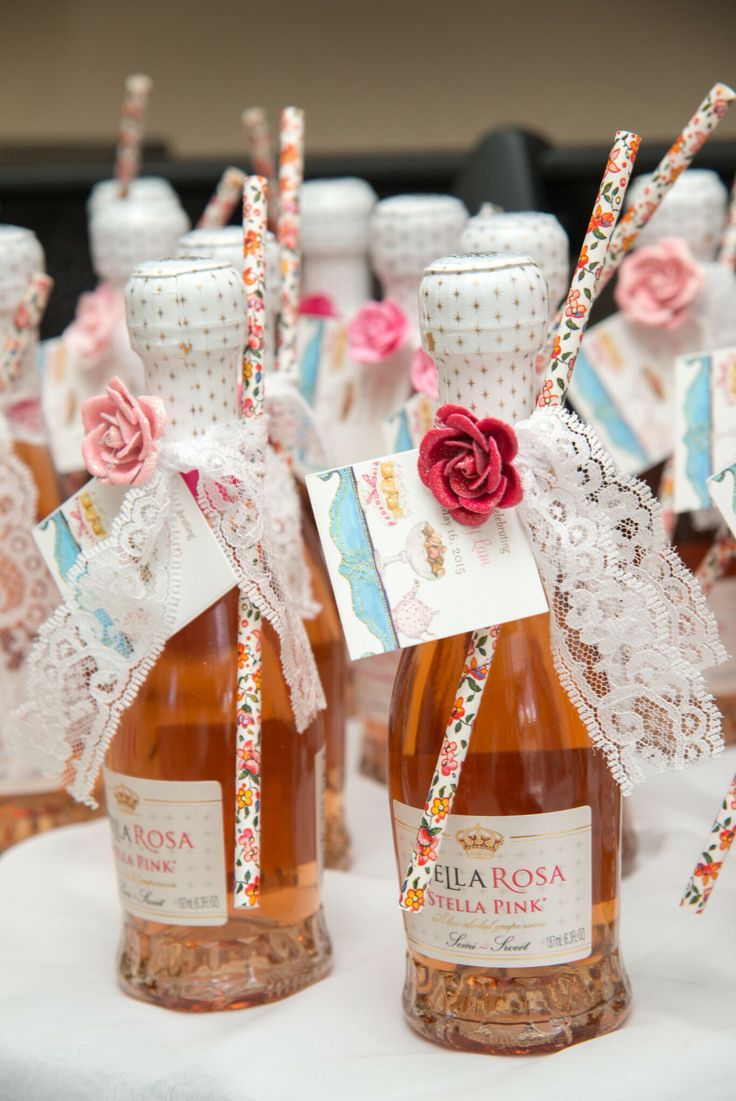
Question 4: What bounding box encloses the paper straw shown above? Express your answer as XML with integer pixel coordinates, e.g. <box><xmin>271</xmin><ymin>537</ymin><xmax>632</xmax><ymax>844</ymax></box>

<box><xmin>400</xmin><ymin>133</ymin><xmax>639</xmax><ymax>912</ymax></box>
<box><xmin>276</xmin><ymin>107</ymin><xmax>305</xmax><ymax>385</ymax></box>
<box><xmin>234</xmin><ymin>175</ymin><xmax>268</xmax><ymax>909</ymax></box>
<box><xmin>696</xmin><ymin>529</ymin><xmax>736</xmax><ymax>596</ymax></box>
<box><xmin>196</xmin><ymin>166</ymin><xmax>246</xmax><ymax>229</ymax></box>
<box><xmin>718</xmin><ymin>171</ymin><xmax>736</xmax><ymax>269</ymax></box>
<box><xmin>682</xmin><ymin>770</ymin><xmax>736</xmax><ymax>913</ymax></box>
<box><xmin>242</xmin><ymin>107</ymin><xmax>277</xmax><ymax>230</ymax></box>
<box><xmin>0</xmin><ymin>273</ymin><xmax>53</xmax><ymax>392</ymax></box>
<box><xmin>399</xmin><ymin>629</ymin><xmax>500</xmax><ymax>909</ymax></box>
<box><xmin>538</xmin><ymin>130</ymin><xmax>640</xmax><ymax>409</ymax></box>
<box><xmin>242</xmin><ymin>108</ymin><xmax>277</xmax><ymax>184</ymax></box>
<box><xmin>601</xmin><ymin>84</ymin><xmax>736</xmax><ymax>288</ymax></box>
<box><xmin>114</xmin><ymin>74</ymin><xmax>153</xmax><ymax>198</ymax></box>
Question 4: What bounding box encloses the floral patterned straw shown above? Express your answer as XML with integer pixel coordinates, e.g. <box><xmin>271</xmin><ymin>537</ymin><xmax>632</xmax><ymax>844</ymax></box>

<box><xmin>196</xmin><ymin>166</ymin><xmax>246</xmax><ymax>229</ymax></box>
<box><xmin>242</xmin><ymin>107</ymin><xmax>277</xmax><ymax>229</ymax></box>
<box><xmin>114</xmin><ymin>74</ymin><xmax>153</xmax><ymax>198</ymax></box>
<box><xmin>0</xmin><ymin>273</ymin><xmax>53</xmax><ymax>391</ymax></box>
<box><xmin>399</xmin><ymin>132</ymin><xmax>640</xmax><ymax>911</ymax></box>
<box><xmin>234</xmin><ymin>175</ymin><xmax>268</xmax><ymax>908</ymax></box>
<box><xmin>718</xmin><ymin>170</ymin><xmax>736</xmax><ymax>270</ymax></box>
<box><xmin>681</xmin><ymin>771</ymin><xmax>736</xmax><ymax>913</ymax></box>
<box><xmin>600</xmin><ymin>84</ymin><xmax>735</xmax><ymax>288</ymax></box>
<box><xmin>276</xmin><ymin>107</ymin><xmax>305</xmax><ymax>385</ymax></box>
<box><xmin>538</xmin><ymin>130</ymin><xmax>640</xmax><ymax>409</ymax></box>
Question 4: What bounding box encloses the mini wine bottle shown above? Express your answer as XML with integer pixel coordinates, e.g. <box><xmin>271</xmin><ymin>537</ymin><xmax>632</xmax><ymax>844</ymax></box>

<box><xmin>0</xmin><ymin>225</ymin><xmax>99</xmax><ymax>848</ymax></box>
<box><xmin>105</xmin><ymin>258</ymin><xmax>331</xmax><ymax>1010</ymax></box>
<box><xmin>389</xmin><ymin>252</ymin><xmax>630</xmax><ymax>1053</ymax></box>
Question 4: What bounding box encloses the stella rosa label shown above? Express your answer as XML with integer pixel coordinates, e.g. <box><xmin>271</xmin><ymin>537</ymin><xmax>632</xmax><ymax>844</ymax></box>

<box><xmin>104</xmin><ymin>769</ymin><xmax>228</xmax><ymax>926</ymax></box>
<box><xmin>394</xmin><ymin>801</ymin><xmax>592</xmax><ymax>967</ymax></box>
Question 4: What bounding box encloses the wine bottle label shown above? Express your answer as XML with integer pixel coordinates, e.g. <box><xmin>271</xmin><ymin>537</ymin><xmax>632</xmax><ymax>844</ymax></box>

<box><xmin>394</xmin><ymin>801</ymin><xmax>592</xmax><ymax>968</ymax></box>
<box><xmin>104</xmin><ymin>769</ymin><xmax>228</xmax><ymax>926</ymax></box>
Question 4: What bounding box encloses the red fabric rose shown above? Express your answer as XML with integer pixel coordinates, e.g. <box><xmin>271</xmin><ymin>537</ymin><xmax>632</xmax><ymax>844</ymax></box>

<box><xmin>418</xmin><ymin>404</ymin><xmax>522</xmax><ymax>526</ymax></box>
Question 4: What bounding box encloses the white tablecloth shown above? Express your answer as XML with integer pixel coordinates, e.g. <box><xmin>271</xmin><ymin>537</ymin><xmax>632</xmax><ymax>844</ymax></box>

<box><xmin>1</xmin><ymin>733</ymin><xmax>735</xmax><ymax>1101</ymax></box>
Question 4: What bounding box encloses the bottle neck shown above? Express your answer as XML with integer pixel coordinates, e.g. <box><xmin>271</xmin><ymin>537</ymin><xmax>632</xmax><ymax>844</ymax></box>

<box><xmin>302</xmin><ymin>254</ymin><xmax>372</xmax><ymax>320</ymax></box>
<box><xmin>141</xmin><ymin>345</ymin><xmax>241</xmax><ymax>443</ymax></box>
<box><xmin>436</xmin><ymin>352</ymin><xmax>536</xmax><ymax>422</ymax></box>
<box><xmin>380</xmin><ymin>276</ymin><xmax>421</xmax><ymax>345</ymax></box>
<box><xmin>0</xmin><ymin>309</ymin><xmax>39</xmax><ymax>408</ymax></box>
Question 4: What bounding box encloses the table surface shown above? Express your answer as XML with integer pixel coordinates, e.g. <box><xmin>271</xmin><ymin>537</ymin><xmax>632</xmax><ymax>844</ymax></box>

<box><xmin>1</xmin><ymin>731</ymin><xmax>735</xmax><ymax>1101</ymax></box>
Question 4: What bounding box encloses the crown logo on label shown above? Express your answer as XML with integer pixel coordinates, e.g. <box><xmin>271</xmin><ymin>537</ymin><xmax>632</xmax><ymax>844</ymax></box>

<box><xmin>455</xmin><ymin>824</ymin><xmax>504</xmax><ymax>858</ymax></box>
<box><xmin>113</xmin><ymin>783</ymin><xmax>139</xmax><ymax>814</ymax></box>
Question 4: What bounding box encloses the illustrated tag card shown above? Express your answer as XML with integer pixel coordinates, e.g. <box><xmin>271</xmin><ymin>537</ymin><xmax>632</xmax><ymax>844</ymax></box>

<box><xmin>306</xmin><ymin>450</ymin><xmax>547</xmax><ymax>660</ymax></box>
<box><xmin>674</xmin><ymin>346</ymin><xmax>736</xmax><ymax>513</ymax></box>
<box><xmin>569</xmin><ymin>313</ymin><xmax>677</xmax><ymax>476</ymax></box>
<box><xmin>34</xmin><ymin>475</ymin><xmax>237</xmax><ymax>636</ymax></box>
<box><xmin>708</xmin><ymin>463</ymin><xmax>736</xmax><ymax>538</ymax></box>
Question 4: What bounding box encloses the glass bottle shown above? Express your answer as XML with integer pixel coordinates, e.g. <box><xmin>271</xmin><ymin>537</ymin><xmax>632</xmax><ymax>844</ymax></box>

<box><xmin>389</xmin><ymin>252</ymin><xmax>630</xmax><ymax>1053</ymax></box>
<box><xmin>105</xmin><ymin>258</ymin><xmax>331</xmax><ymax>1010</ymax></box>
<box><xmin>0</xmin><ymin>226</ymin><xmax>99</xmax><ymax>849</ymax></box>
<box><xmin>178</xmin><ymin>225</ymin><xmax>352</xmax><ymax>869</ymax></box>
<box><xmin>42</xmin><ymin>192</ymin><xmax>190</xmax><ymax>497</ymax></box>
<box><xmin>461</xmin><ymin>210</ymin><xmax>570</xmax><ymax>311</ymax></box>
<box><xmin>301</xmin><ymin>177</ymin><xmax>377</xmax><ymax>318</ymax></box>
<box><xmin>358</xmin><ymin>195</ymin><xmax>468</xmax><ymax>783</ymax></box>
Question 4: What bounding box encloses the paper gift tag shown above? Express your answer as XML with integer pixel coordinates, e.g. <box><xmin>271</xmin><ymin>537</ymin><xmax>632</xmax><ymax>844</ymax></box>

<box><xmin>34</xmin><ymin>475</ymin><xmax>237</xmax><ymax>635</ymax></box>
<box><xmin>383</xmin><ymin>392</ymin><xmax>437</xmax><ymax>454</ymax></box>
<box><xmin>709</xmin><ymin>463</ymin><xmax>736</xmax><ymax>538</ymax></box>
<box><xmin>306</xmin><ymin>449</ymin><xmax>547</xmax><ymax>660</ymax></box>
<box><xmin>674</xmin><ymin>345</ymin><xmax>736</xmax><ymax>512</ymax></box>
<box><xmin>569</xmin><ymin>312</ymin><xmax>676</xmax><ymax>475</ymax></box>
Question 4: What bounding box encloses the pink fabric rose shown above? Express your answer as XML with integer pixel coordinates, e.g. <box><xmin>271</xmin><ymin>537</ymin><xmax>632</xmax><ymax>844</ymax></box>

<box><xmin>299</xmin><ymin>293</ymin><xmax>337</xmax><ymax>318</ymax></box>
<box><xmin>614</xmin><ymin>237</ymin><xmax>704</xmax><ymax>330</ymax></box>
<box><xmin>347</xmin><ymin>298</ymin><xmax>408</xmax><ymax>363</ymax></box>
<box><xmin>65</xmin><ymin>284</ymin><xmax>126</xmax><ymax>368</ymax></box>
<box><xmin>410</xmin><ymin>348</ymin><xmax>439</xmax><ymax>399</ymax></box>
<box><xmin>81</xmin><ymin>375</ymin><xmax>166</xmax><ymax>486</ymax></box>
<box><xmin>418</xmin><ymin>404</ymin><xmax>522</xmax><ymax>527</ymax></box>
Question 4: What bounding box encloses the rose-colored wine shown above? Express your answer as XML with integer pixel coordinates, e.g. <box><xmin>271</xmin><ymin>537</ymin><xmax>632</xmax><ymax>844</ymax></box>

<box><xmin>389</xmin><ymin>253</ymin><xmax>630</xmax><ymax>1053</ymax></box>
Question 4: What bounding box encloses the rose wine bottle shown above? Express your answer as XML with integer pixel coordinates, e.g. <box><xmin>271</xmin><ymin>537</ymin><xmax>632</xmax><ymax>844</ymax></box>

<box><xmin>43</xmin><ymin>191</ymin><xmax>189</xmax><ymax>497</ymax></box>
<box><xmin>358</xmin><ymin>195</ymin><xmax>468</xmax><ymax>783</ymax></box>
<box><xmin>0</xmin><ymin>226</ymin><xmax>101</xmax><ymax>849</ymax></box>
<box><xmin>178</xmin><ymin>224</ymin><xmax>352</xmax><ymax>869</ymax></box>
<box><xmin>390</xmin><ymin>252</ymin><xmax>630</xmax><ymax>1053</ymax></box>
<box><xmin>105</xmin><ymin>258</ymin><xmax>331</xmax><ymax>1010</ymax></box>
<box><xmin>461</xmin><ymin>210</ymin><xmax>570</xmax><ymax>311</ymax></box>
<box><xmin>301</xmin><ymin>178</ymin><xmax>377</xmax><ymax>318</ymax></box>
<box><xmin>625</xmin><ymin>169</ymin><xmax>736</xmax><ymax>743</ymax></box>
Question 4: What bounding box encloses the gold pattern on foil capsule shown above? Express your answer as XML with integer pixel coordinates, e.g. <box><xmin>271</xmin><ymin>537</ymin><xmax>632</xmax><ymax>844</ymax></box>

<box><xmin>112</xmin><ymin>783</ymin><xmax>139</xmax><ymax>814</ymax></box>
<box><xmin>455</xmin><ymin>824</ymin><xmax>504</xmax><ymax>859</ymax></box>
<box><xmin>425</xmin><ymin>331</ymin><xmax>435</xmax><ymax>353</ymax></box>
<box><xmin>79</xmin><ymin>491</ymin><xmax>106</xmax><ymax>538</ymax></box>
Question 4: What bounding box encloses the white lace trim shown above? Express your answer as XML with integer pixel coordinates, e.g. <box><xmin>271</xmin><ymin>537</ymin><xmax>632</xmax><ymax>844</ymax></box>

<box><xmin>10</xmin><ymin>418</ymin><xmax>325</xmax><ymax>806</ymax></box>
<box><xmin>516</xmin><ymin>408</ymin><xmax>726</xmax><ymax>794</ymax></box>
<box><xmin>0</xmin><ymin>413</ymin><xmax>58</xmax><ymax>672</ymax></box>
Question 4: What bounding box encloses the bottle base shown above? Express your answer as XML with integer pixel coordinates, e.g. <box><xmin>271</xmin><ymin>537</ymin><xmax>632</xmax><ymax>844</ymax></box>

<box><xmin>402</xmin><ymin>950</ymin><xmax>631</xmax><ymax>1054</ymax></box>
<box><xmin>0</xmin><ymin>790</ymin><xmax>102</xmax><ymax>853</ymax></box>
<box><xmin>325</xmin><ymin>809</ymin><xmax>352</xmax><ymax>871</ymax></box>
<box><xmin>117</xmin><ymin>906</ymin><xmax>332</xmax><ymax>1012</ymax></box>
